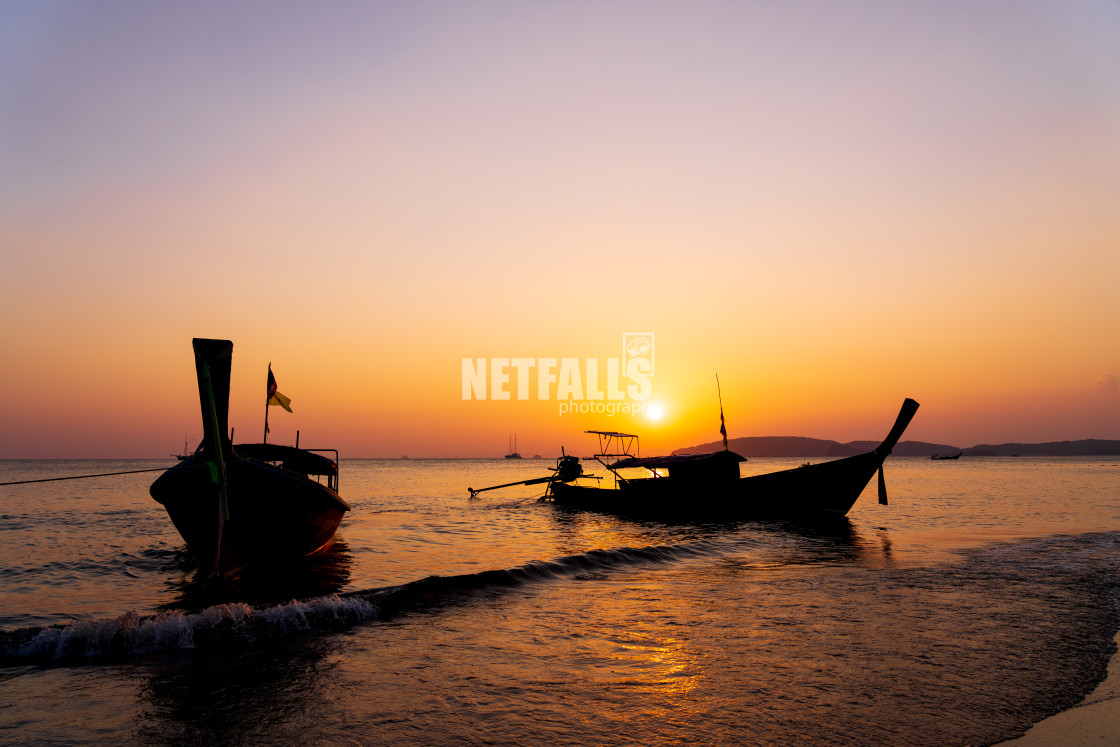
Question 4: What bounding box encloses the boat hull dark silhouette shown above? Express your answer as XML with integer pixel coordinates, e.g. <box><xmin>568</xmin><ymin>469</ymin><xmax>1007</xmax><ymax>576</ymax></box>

<box><xmin>547</xmin><ymin>399</ymin><xmax>920</xmax><ymax>520</ymax></box>
<box><xmin>150</xmin><ymin>339</ymin><xmax>350</xmax><ymax>576</ymax></box>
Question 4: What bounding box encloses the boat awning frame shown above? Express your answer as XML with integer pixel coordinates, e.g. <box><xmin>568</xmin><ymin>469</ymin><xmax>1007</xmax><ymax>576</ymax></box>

<box><xmin>584</xmin><ymin>430</ymin><xmax>639</xmax><ymax>459</ymax></box>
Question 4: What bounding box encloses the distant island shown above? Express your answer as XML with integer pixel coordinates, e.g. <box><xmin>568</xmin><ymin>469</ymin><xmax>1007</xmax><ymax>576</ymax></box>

<box><xmin>673</xmin><ymin>437</ymin><xmax>1120</xmax><ymax>458</ymax></box>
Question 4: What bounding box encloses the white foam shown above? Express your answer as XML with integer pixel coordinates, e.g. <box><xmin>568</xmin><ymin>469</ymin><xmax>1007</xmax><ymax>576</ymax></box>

<box><xmin>12</xmin><ymin>595</ymin><xmax>379</xmax><ymax>660</ymax></box>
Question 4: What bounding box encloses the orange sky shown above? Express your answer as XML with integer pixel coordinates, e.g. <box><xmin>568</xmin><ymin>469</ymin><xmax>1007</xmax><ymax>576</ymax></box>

<box><xmin>2</xmin><ymin>2</ymin><xmax>1118</xmax><ymax>458</ymax></box>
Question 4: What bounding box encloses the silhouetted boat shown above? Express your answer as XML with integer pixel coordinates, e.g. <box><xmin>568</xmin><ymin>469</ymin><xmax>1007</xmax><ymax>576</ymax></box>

<box><xmin>172</xmin><ymin>437</ymin><xmax>193</xmax><ymax>461</ymax></box>
<box><xmin>150</xmin><ymin>338</ymin><xmax>350</xmax><ymax>577</ymax></box>
<box><xmin>538</xmin><ymin>399</ymin><xmax>920</xmax><ymax>519</ymax></box>
<box><xmin>504</xmin><ymin>434</ymin><xmax>522</xmax><ymax>459</ymax></box>
<box><xmin>930</xmin><ymin>452</ymin><xmax>962</xmax><ymax>460</ymax></box>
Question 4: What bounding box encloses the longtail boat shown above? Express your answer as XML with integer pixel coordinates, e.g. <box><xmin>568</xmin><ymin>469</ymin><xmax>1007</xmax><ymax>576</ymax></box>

<box><xmin>150</xmin><ymin>338</ymin><xmax>350</xmax><ymax>577</ymax></box>
<box><xmin>468</xmin><ymin>398</ymin><xmax>919</xmax><ymax>520</ymax></box>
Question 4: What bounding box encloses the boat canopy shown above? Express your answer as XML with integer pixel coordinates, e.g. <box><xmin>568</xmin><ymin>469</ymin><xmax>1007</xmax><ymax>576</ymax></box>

<box><xmin>610</xmin><ymin>450</ymin><xmax>745</xmax><ymax>470</ymax></box>
<box><xmin>611</xmin><ymin>449</ymin><xmax>744</xmax><ymax>484</ymax></box>
<box><xmin>235</xmin><ymin>443</ymin><xmax>338</xmax><ymax>477</ymax></box>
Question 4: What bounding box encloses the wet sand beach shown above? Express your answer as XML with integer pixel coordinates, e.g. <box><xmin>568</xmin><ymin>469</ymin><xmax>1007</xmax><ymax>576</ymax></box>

<box><xmin>1001</xmin><ymin>630</ymin><xmax>1120</xmax><ymax>746</ymax></box>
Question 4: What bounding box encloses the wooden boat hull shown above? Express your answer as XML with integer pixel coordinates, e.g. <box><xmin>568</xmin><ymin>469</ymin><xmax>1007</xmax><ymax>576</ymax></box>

<box><xmin>151</xmin><ymin>454</ymin><xmax>349</xmax><ymax>572</ymax></box>
<box><xmin>549</xmin><ymin>450</ymin><xmax>884</xmax><ymax>519</ymax></box>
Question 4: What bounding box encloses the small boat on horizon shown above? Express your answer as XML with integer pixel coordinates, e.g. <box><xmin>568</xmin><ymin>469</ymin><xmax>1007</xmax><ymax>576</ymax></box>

<box><xmin>172</xmin><ymin>436</ymin><xmax>194</xmax><ymax>461</ymax></box>
<box><xmin>150</xmin><ymin>338</ymin><xmax>350</xmax><ymax>577</ymax></box>
<box><xmin>931</xmin><ymin>452</ymin><xmax>963</xmax><ymax>460</ymax></box>
<box><xmin>505</xmin><ymin>434</ymin><xmax>523</xmax><ymax>459</ymax></box>
<box><xmin>468</xmin><ymin>399</ymin><xmax>920</xmax><ymax>520</ymax></box>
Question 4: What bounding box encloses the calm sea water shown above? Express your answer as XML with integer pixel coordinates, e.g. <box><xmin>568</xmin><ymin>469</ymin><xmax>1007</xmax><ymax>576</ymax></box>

<box><xmin>2</xmin><ymin>456</ymin><xmax>1120</xmax><ymax>745</ymax></box>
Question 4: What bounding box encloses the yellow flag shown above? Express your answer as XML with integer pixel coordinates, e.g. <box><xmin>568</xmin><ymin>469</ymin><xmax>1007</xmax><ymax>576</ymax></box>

<box><xmin>267</xmin><ymin>365</ymin><xmax>293</xmax><ymax>412</ymax></box>
<box><xmin>268</xmin><ymin>390</ymin><xmax>293</xmax><ymax>412</ymax></box>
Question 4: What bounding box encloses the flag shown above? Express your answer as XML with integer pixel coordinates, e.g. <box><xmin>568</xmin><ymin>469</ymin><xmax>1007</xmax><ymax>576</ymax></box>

<box><xmin>267</xmin><ymin>365</ymin><xmax>293</xmax><ymax>412</ymax></box>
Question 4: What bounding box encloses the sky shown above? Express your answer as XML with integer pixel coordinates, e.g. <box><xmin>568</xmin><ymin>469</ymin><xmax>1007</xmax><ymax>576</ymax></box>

<box><xmin>1</xmin><ymin>1</ymin><xmax>1118</xmax><ymax>458</ymax></box>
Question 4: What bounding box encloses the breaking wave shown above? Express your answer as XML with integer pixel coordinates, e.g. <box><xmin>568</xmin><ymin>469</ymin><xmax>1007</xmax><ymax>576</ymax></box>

<box><xmin>0</xmin><ymin>596</ymin><xmax>378</xmax><ymax>662</ymax></box>
<box><xmin>0</xmin><ymin>538</ymin><xmax>729</xmax><ymax>664</ymax></box>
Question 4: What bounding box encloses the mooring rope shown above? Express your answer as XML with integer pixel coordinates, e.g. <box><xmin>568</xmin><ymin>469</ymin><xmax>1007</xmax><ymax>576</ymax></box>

<box><xmin>0</xmin><ymin>466</ymin><xmax>171</xmax><ymax>486</ymax></box>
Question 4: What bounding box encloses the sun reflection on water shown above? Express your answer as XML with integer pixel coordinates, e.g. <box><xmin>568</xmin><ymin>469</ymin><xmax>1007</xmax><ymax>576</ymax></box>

<box><xmin>605</xmin><ymin>631</ymin><xmax>703</xmax><ymax>697</ymax></box>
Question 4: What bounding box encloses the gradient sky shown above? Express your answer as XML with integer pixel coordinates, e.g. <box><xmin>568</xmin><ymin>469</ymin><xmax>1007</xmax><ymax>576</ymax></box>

<box><xmin>2</xmin><ymin>1</ymin><xmax>1118</xmax><ymax>458</ymax></box>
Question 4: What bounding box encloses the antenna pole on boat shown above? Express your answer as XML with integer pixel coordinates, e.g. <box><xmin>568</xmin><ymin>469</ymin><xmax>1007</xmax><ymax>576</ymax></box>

<box><xmin>716</xmin><ymin>374</ymin><xmax>728</xmax><ymax>450</ymax></box>
<box><xmin>263</xmin><ymin>361</ymin><xmax>271</xmax><ymax>444</ymax></box>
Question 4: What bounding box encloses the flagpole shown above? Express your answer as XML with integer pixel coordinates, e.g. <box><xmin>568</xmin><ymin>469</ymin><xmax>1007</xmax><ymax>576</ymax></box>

<box><xmin>263</xmin><ymin>362</ymin><xmax>271</xmax><ymax>444</ymax></box>
<box><xmin>716</xmin><ymin>374</ymin><xmax>728</xmax><ymax>450</ymax></box>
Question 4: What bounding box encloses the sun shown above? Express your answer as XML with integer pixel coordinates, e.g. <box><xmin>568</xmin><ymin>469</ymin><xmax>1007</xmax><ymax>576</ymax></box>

<box><xmin>646</xmin><ymin>402</ymin><xmax>665</xmax><ymax>421</ymax></box>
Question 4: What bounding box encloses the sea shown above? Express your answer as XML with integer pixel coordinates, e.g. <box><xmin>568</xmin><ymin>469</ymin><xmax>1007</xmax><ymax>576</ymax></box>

<box><xmin>2</xmin><ymin>456</ymin><xmax>1119</xmax><ymax>745</ymax></box>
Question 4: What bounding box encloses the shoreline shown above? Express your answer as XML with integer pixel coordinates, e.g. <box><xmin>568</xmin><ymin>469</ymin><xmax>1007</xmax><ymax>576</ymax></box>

<box><xmin>999</xmin><ymin>630</ymin><xmax>1120</xmax><ymax>745</ymax></box>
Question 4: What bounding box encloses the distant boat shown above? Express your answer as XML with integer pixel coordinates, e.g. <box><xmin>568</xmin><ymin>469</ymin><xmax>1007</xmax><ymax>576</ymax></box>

<box><xmin>172</xmin><ymin>437</ymin><xmax>194</xmax><ymax>461</ymax></box>
<box><xmin>931</xmin><ymin>452</ymin><xmax>963</xmax><ymax>460</ymax></box>
<box><xmin>470</xmin><ymin>399</ymin><xmax>920</xmax><ymax>520</ymax></box>
<box><xmin>150</xmin><ymin>338</ymin><xmax>350</xmax><ymax>577</ymax></box>
<box><xmin>505</xmin><ymin>434</ymin><xmax>522</xmax><ymax>459</ymax></box>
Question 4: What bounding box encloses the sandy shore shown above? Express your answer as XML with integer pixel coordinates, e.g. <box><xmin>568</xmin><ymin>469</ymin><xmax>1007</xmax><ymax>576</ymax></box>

<box><xmin>999</xmin><ymin>631</ymin><xmax>1120</xmax><ymax>745</ymax></box>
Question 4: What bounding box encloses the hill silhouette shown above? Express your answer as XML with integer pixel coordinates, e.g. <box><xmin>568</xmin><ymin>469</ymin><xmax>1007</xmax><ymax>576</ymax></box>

<box><xmin>674</xmin><ymin>436</ymin><xmax>1120</xmax><ymax>458</ymax></box>
<box><xmin>962</xmin><ymin>440</ymin><xmax>1120</xmax><ymax>457</ymax></box>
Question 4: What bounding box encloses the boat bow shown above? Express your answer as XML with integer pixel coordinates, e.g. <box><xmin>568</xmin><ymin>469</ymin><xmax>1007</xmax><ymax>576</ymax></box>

<box><xmin>873</xmin><ymin>398</ymin><xmax>921</xmax><ymax>504</ymax></box>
